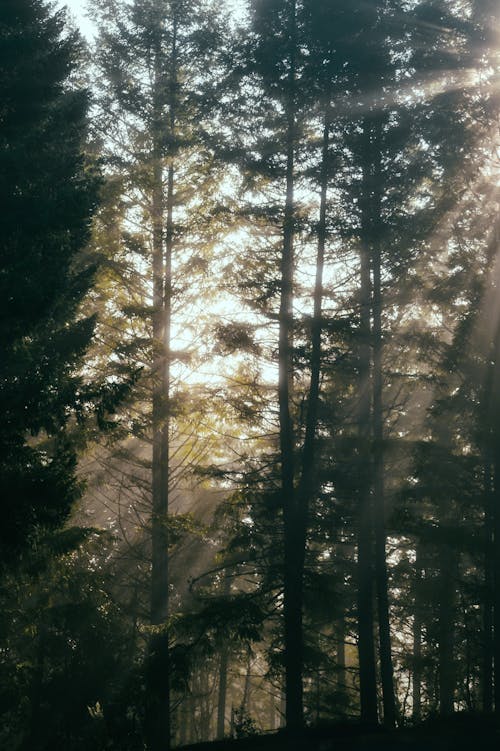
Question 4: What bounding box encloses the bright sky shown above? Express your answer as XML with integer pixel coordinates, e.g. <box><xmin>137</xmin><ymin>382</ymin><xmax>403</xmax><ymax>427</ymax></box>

<box><xmin>56</xmin><ymin>1</ymin><xmax>95</xmax><ymax>37</ymax></box>
<box><xmin>56</xmin><ymin>0</ymin><xmax>247</xmax><ymax>38</ymax></box>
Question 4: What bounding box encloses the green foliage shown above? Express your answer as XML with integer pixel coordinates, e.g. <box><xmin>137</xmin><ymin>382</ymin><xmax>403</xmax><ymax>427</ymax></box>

<box><xmin>4</xmin><ymin>0</ymin><xmax>500</xmax><ymax>744</ymax></box>
<box><xmin>0</xmin><ymin>0</ymin><xmax>103</xmax><ymax>559</ymax></box>
<box><xmin>0</xmin><ymin>530</ymin><xmax>142</xmax><ymax>751</ymax></box>
<box><xmin>178</xmin><ymin>592</ymin><xmax>266</xmax><ymax>650</ymax></box>
<box><xmin>232</xmin><ymin>706</ymin><xmax>258</xmax><ymax>738</ymax></box>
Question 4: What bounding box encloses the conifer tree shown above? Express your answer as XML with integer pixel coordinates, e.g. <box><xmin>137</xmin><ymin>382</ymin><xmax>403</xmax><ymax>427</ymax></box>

<box><xmin>0</xmin><ymin>0</ymin><xmax>101</xmax><ymax>560</ymax></box>
<box><xmin>235</xmin><ymin>0</ymin><xmax>317</xmax><ymax>727</ymax></box>
<box><xmin>89</xmin><ymin>1</ymin><xmax>228</xmax><ymax>747</ymax></box>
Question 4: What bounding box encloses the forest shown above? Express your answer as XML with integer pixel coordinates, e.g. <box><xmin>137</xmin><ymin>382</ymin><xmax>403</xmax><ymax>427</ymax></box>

<box><xmin>2</xmin><ymin>0</ymin><xmax>500</xmax><ymax>749</ymax></box>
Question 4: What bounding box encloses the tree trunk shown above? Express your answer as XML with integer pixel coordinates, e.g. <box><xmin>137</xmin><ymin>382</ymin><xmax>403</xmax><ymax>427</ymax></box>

<box><xmin>147</xmin><ymin>11</ymin><xmax>177</xmax><ymax>751</ymax></box>
<box><xmin>22</xmin><ymin>622</ymin><xmax>46</xmax><ymax>751</ymax></box>
<box><xmin>279</xmin><ymin>0</ymin><xmax>302</xmax><ymax>731</ymax></box>
<box><xmin>216</xmin><ymin>647</ymin><xmax>229</xmax><ymax>739</ymax></box>
<box><xmin>241</xmin><ymin>647</ymin><xmax>253</xmax><ymax>714</ymax></box>
<box><xmin>371</xmin><ymin>118</ymin><xmax>396</xmax><ymax>725</ymax></box>
<box><xmin>148</xmin><ymin>116</ymin><xmax>170</xmax><ymax>751</ymax></box>
<box><xmin>178</xmin><ymin>699</ymin><xmax>188</xmax><ymax>747</ymax></box>
<box><xmin>216</xmin><ymin>576</ymin><xmax>231</xmax><ymax>739</ymax></box>
<box><xmin>438</xmin><ymin>540</ymin><xmax>456</xmax><ymax>716</ymax></box>
<box><xmin>482</xmin><ymin>326</ymin><xmax>500</xmax><ymax>715</ymax></box>
<box><xmin>356</xmin><ymin>119</ymin><xmax>378</xmax><ymax>726</ymax></box>
<box><xmin>337</xmin><ymin>614</ymin><xmax>346</xmax><ymax>698</ymax></box>
<box><xmin>297</xmin><ymin>103</ymin><xmax>330</xmax><ymax>507</ymax></box>
<box><xmin>412</xmin><ymin>548</ymin><xmax>422</xmax><ymax>723</ymax></box>
<box><xmin>483</xmin><ymin>459</ymin><xmax>493</xmax><ymax>713</ymax></box>
<box><xmin>493</xmin><ymin>454</ymin><xmax>500</xmax><ymax>713</ymax></box>
<box><xmin>280</xmin><ymin>690</ymin><xmax>286</xmax><ymax>728</ymax></box>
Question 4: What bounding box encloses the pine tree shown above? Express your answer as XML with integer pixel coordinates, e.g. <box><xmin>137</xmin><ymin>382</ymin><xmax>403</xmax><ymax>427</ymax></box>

<box><xmin>0</xmin><ymin>0</ymin><xmax>101</xmax><ymax>560</ymax></box>
<box><xmin>89</xmin><ymin>1</ymin><xmax>229</xmax><ymax>747</ymax></box>
<box><xmin>300</xmin><ymin>0</ymin><xmax>497</xmax><ymax>725</ymax></box>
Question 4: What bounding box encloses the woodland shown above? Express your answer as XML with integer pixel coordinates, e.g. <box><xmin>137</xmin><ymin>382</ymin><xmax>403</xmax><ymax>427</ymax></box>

<box><xmin>2</xmin><ymin>0</ymin><xmax>500</xmax><ymax>749</ymax></box>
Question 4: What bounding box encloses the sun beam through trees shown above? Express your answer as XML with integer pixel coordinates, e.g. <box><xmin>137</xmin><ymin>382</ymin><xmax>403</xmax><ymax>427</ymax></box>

<box><xmin>3</xmin><ymin>1</ymin><xmax>500</xmax><ymax>750</ymax></box>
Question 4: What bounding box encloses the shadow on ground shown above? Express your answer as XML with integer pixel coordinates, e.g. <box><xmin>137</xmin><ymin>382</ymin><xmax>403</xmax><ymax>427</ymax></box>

<box><xmin>180</xmin><ymin>713</ymin><xmax>500</xmax><ymax>751</ymax></box>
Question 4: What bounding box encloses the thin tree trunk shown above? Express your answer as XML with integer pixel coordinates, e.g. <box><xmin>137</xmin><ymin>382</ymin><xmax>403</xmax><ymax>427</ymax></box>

<box><xmin>483</xmin><ymin>459</ymin><xmax>493</xmax><ymax>713</ymax></box>
<box><xmin>178</xmin><ymin>699</ymin><xmax>188</xmax><ymax>746</ymax></box>
<box><xmin>357</xmin><ymin>120</ymin><xmax>378</xmax><ymax>726</ymax></box>
<box><xmin>438</xmin><ymin>540</ymin><xmax>456</xmax><ymax>716</ymax></box>
<box><xmin>241</xmin><ymin>647</ymin><xmax>253</xmax><ymax>714</ymax></box>
<box><xmin>337</xmin><ymin>532</ymin><xmax>352</xmax><ymax>708</ymax></box>
<box><xmin>485</xmin><ymin>244</ymin><xmax>500</xmax><ymax>714</ymax></box>
<box><xmin>280</xmin><ymin>689</ymin><xmax>286</xmax><ymax>728</ymax></box>
<box><xmin>147</xmin><ymin>12</ymin><xmax>177</xmax><ymax>751</ymax></box>
<box><xmin>199</xmin><ymin>665</ymin><xmax>211</xmax><ymax>741</ymax></box>
<box><xmin>294</xmin><ymin>104</ymin><xmax>331</xmax><ymax>731</ymax></box>
<box><xmin>280</xmin><ymin>0</ymin><xmax>302</xmax><ymax>732</ymax></box>
<box><xmin>371</xmin><ymin>118</ymin><xmax>396</xmax><ymax>726</ymax></box>
<box><xmin>216</xmin><ymin>576</ymin><xmax>231</xmax><ymax>739</ymax></box>
<box><xmin>148</xmin><ymin>102</ymin><xmax>169</xmax><ymax>751</ymax></box>
<box><xmin>337</xmin><ymin>614</ymin><xmax>346</xmax><ymax>697</ymax></box>
<box><xmin>22</xmin><ymin>622</ymin><xmax>46</xmax><ymax>751</ymax></box>
<box><xmin>412</xmin><ymin>548</ymin><xmax>422</xmax><ymax>723</ymax></box>
<box><xmin>216</xmin><ymin>648</ymin><xmax>229</xmax><ymax>739</ymax></box>
<box><xmin>230</xmin><ymin>705</ymin><xmax>235</xmax><ymax>738</ymax></box>
<box><xmin>493</xmin><ymin>454</ymin><xmax>500</xmax><ymax>713</ymax></box>
<box><xmin>188</xmin><ymin>691</ymin><xmax>196</xmax><ymax>744</ymax></box>
<box><xmin>296</xmin><ymin>100</ymin><xmax>330</xmax><ymax>541</ymax></box>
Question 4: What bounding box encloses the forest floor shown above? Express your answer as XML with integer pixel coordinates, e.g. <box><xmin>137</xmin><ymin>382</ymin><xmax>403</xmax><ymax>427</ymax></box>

<box><xmin>179</xmin><ymin>713</ymin><xmax>500</xmax><ymax>751</ymax></box>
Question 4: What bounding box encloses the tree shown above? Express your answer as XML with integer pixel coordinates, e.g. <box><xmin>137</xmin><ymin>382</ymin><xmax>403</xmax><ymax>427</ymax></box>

<box><xmin>0</xmin><ymin>529</ymin><xmax>141</xmax><ymax>751</ymax></box>
<box><xmin>0</xmin><ymin>0</ymin><xmax>101</xmax><ymax>560</ymax></box>
<box><xmin>299</xmin><ymin>0</ymin><xmax>497</xmax><ymax>725</ymax></box>
<box><xmin>229</xmin><ymin>0</ymin><xmax>322</xmax><ymax>728</ymax></box>
<box><xmin>89</xmin><ymin>1</ymin><xmax>229</xmax><ymax>747</ymax></box>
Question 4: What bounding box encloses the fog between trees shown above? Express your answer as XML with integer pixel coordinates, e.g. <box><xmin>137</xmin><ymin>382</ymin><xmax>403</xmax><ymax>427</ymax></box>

<box><xmin>2</xmin><ymin>1</ymin><xmax>500</xmax><ymax>749</ymax></box>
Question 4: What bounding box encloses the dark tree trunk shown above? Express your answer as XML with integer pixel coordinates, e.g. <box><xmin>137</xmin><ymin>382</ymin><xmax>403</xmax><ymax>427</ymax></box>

<box><xmin>357</xmin><ymin>249</ymin><xmax>377</xmax><ymax>723</ymax></box>
<box><xmin>493</xmin><ymin>455</ymin><xmax>500</xmax><ymax>714</ymax></box>
<box><xmin>371</xmin><ymin>133</ymin><xmax>396</xmax><ymax>725</ymax></box>
<box><xmin>279</xmin><ymin>0</ymin><xmax>303</xmax><ymax>731</ymax></box>
<box><xmin>216</xmin><ymin>576</ymin><xmax>231</xmax><ymax>739</ymax></box>
<box><xmin>148</xmin><ymin>122</ymin><xmax>170</xmax><ymax>751</ymax></box>
<box><xmin>356</xmin><ymin>120</ymin><xmax>378</xmax><ymax>726</ymax></box>
<box><xmin>22</xmin><ymin>623</ymin><xmax>46</xmax><ymax>751</ymax></box>
<box><xmin>337</xmin><ymin>613</ymin><xmax>347</xmax><ymax>698</ymax></box>
<box><xmin>483</xmin><ymin>459</ymin><xmax>494</xmax><ymax>713</ymax></box>
<box><xmin>412</xmin><ymin>549</ymin><xmax>422</xmax><ymax>723</ymax></box>
<box><xmin>280</xmin><ymin>690</ymin><xmax>286</xmax><ymax>728</ymax></box>
<box><xmin>178</xmin><ymin>700</ymin><xmax>188</xmax><ymax>747</ymax></box>
<box><xmin>216</xmin><ymin>647</ymin><xmax>229</xmax><ymax>739</ymax></box>
<box><xmin>297</xmin><ymin>105</ymin><xmax>330</xmax><ymax>505</ymax></box>
<box><xmin>337</xmin><ymin>612</ymin><xmax>346</xmax><ymax>674</ymax></box>
<box><xmin>147</xmin><ymin>12</ymin><xmax>178</xmax><ymax>751</ymax></box>
<box><xmin>482</xmin><ymin>326</ymin><xmax>500</xmax><ymax>715</ymax></box>
<box><xmin>297</xmin><ymin>105</ymin><xmax>332</xmax><ymax>731</ymax></box>
<box><xmin>241</xmin><ymin>648</ymin><xmax>253</xmax><ymax>713</ymax></box>
<box><xmin>360</xmin><ymin>113</ymin><xmax>396</xmax><ymax>728</ymax></box>
<box><xmin>438</xmin><ymin>541</ymin><xmax>456</xmax><ymax>716</ymax></box>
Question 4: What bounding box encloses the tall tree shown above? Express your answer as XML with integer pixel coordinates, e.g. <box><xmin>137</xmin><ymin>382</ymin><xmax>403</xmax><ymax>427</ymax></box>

<box><xmin>239</xmin><ymin>0</ymin><xmax>304</xmax><ymax>729</ymax></box>
<box><xmin>239</xmin><ymin>0</ymin><xmax>334</xmax><ymax>727</ymax></box>
<box><xmin>0</xmin><ymin>0</ymin><xmax>101</xmax><ymax>560</ymax></box>
<box><xmin>90</xmin><ymin>1</ymin><xmax>228</xmax><ymax>747</ymax></box>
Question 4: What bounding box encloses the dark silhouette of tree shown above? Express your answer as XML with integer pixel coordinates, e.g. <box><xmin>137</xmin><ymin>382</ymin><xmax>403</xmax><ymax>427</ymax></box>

<box><xmin>0</xmin><ymin>0</ymin><xmax>102</xmax><ymax>560</ymax></box>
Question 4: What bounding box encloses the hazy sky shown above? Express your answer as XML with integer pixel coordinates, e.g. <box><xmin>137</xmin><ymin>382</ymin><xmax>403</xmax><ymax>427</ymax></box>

<box><xmin>57</xmin><ymin>1</ymin><xmax>246</xmax><ymax>38</ymax></box>
<box><xmin>57</xmin><ymin>1</ymin><xmax>95</xmax><ymax>37</ymax></box>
